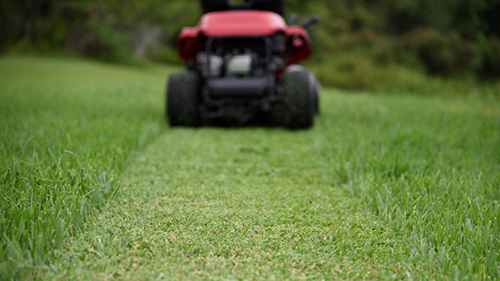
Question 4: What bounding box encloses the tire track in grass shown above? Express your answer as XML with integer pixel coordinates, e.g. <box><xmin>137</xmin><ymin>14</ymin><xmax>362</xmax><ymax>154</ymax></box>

<box><xmin>50</xmin><ymin>119</ymin><xmax>415</xmax><ymax>280</ymax></box>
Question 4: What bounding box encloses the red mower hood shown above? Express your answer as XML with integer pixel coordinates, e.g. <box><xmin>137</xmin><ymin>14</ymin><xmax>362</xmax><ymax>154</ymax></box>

<box><xmin>199</xmin><ymin>10</ymin><xmax>287</xmax><ymax>37</ymax></box>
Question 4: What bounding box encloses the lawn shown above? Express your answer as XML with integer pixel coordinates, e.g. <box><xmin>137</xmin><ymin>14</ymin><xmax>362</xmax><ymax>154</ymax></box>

<box><xmin>0</xmin><ymin>57</ymin><xmax>167</xmax><ymax>279</ymax></box>
<box><xmin>1</xmin><ymin>57</ymin><xmax>499</xmax><ymax>280</ymax></box>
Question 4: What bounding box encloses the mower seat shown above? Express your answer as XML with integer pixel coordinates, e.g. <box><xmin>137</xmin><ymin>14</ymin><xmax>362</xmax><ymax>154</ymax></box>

<box><xmin>201</xmin><ymin>0</ymin><xmax>283</xmax><ymax>15</ymax></box>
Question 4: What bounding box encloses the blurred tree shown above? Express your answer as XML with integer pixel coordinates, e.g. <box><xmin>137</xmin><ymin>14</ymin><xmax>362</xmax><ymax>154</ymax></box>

<box><xmin>0</xmin><ymin>0</ymin><xmax>499</xmax><ymax>81</ymax></box>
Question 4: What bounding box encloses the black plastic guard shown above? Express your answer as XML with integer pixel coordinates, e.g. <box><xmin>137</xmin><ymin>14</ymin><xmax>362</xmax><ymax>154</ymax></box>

<box><xmin>208</xmin><ymin>77</ymin><xmax>272</xmax><ymax>97</ymax></box>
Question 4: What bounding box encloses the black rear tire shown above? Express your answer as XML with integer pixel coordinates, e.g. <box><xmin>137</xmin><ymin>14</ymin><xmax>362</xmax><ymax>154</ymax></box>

<box><xmin>167</xmin><ymin>72</ymin><xmax>200</xmax><ymax>127</ymax></box>
<box><xmin>282</xmin><ymin>68</ymin><xmax>314</xmax><ymax>129</ymax></box>
<box><xmin>309</xmin><ymin>71</ymin><xmax>320</xmax><ymax>115</ymax></box>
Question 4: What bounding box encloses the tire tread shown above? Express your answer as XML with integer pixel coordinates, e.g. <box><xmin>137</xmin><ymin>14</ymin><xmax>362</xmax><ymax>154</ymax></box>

<box><xmin>282</xmin><ymin>69</ymin><xmax>314</xmax><ymax>129</ymax></box>
<box><xmin>167</xmin><ymin>72</ymin><xmax>200</xmax><ymax>127</ymax></box>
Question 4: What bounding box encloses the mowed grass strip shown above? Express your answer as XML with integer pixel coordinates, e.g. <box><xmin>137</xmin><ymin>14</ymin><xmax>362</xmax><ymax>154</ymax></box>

<box><xmin>50</xmin><ymin>128</ymin><xmax>413</xmax><ymax>280</ymax></box>
<box><xmin>52</xmin><ymin>89</ymin><xmax>498</xmax><ymax>278</ymax></box>
<box><xmin>0</xmin><ymin>57</ymin><xmax>171</xmax><ymax>278</ymax></box>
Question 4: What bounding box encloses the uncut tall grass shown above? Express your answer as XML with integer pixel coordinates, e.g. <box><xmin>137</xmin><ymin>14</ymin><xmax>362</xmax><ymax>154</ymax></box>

<box><xmin>0</xmin><ymin>57</ymin><xmax>168</xmax><ymax>278</ymax></box>
<box><xmin>321</xmin><ymin>93</ymin><xmax>500</xmax><ymax>278</ymax></box>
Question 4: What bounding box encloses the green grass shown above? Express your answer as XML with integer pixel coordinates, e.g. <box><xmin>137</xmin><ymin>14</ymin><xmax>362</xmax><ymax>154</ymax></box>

<box><xmin>46</xmin><ymin>129</ymin><xmax>414</xmax><ymax>280</ymax></box>
<box><xmin>0</xmin><ymin>57</ymin><xmax>171</xmax><ymax>278</ymax></box>
<box><xmin>1</xmin><ymin>56</ymin><xmax>499</xmax><ymax>280</ymax></box>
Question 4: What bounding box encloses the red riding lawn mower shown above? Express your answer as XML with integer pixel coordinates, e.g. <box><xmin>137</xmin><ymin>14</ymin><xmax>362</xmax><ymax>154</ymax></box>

<box><xmin>167</xmin><ymin>0</ymin><xmax>320</xmax><ymax>129</ymax></box>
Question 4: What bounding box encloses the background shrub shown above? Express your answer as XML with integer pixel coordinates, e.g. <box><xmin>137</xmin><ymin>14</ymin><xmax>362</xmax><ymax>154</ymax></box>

<box><xmin>1</xmin><ymin>0</ymin><xmax>499</xmax><ymax>93</ymax></box>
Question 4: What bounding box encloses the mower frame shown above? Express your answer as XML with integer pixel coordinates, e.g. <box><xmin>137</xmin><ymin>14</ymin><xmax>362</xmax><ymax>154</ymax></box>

<box><xmin>167</xmin><ymin>3</ymin><xmax>320</xmax><ymax>128</ymax></box>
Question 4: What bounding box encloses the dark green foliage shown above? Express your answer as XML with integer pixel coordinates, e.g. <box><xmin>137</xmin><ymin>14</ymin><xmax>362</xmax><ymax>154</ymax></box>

<box><xmin>475</xmin><ymin>36</ymin><xmax>500</xmax><ymax>79</ymax></box>
<box><xmin>1</xmin><ymin>0</ymin><xmax>500</xmax><ymax>91</ymax></box>
<box><xmin>0</xmin><ymin>0</ymin><xmax>201</xmax><ymax>63</ymax></box>
<box><xmin>406</xmin><ymin>29</ymin><xmax>475</xmax><ymax>75</ymax></box>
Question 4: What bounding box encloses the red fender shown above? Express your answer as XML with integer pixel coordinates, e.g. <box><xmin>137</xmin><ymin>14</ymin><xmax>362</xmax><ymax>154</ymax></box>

<box><xmin>177</xmin><ymin>27</ymin><xmax>200</xmax><ymax>62</ymax></box>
